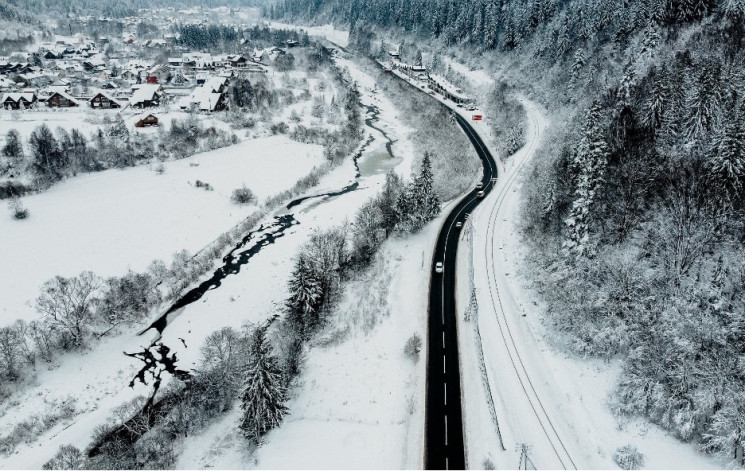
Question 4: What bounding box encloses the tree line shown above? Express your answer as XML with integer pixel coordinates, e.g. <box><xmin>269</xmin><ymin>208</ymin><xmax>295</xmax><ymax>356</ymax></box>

<box><xmin>0</xmin><ymin>115</ymin><xmax>236</xmax><ymax>193</ymax></box>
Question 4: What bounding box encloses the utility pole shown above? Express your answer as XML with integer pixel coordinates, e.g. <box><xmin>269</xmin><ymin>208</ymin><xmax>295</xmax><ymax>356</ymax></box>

<box><xmin>516</xmin><ymin>443</ymin><xmax>534</xmax><ymax>470</ymax></box>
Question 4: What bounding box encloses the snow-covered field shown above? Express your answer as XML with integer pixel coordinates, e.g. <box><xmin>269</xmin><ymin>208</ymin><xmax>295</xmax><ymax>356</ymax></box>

<box><xmin>0</xmin><ymin>135</ymin><xmax>325</xmax><ymax>327</ymax></box>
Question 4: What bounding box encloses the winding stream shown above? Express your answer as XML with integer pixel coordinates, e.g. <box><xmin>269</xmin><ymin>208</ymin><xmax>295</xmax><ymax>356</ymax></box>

<box><xmin>127</xmin><ymin>99</ymin><xmax>399</xmax><ymax>389</ymax></box>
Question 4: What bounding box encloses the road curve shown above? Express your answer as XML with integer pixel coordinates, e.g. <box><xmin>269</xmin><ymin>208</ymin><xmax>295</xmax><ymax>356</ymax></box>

<box><xmin>383</xmin><ymin>66</ymin><xmax>499</xmax><ymax>469</ymax></box>
<box><xmin>424</xmin><ymin>112</ymin><xmax>499</xmax><ymax>469</ymax></box>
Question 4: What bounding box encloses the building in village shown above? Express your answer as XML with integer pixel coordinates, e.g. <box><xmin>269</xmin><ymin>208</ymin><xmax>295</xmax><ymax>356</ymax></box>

<box><xmin>427</xmin><ymin>74</ymin><xmax>471</xmax><ymax>105</ymax></box>
<box><xmin>90</xmin><ymin>92</ymin><xmax>123</xmax><ymax>109</ymax></box>
<box><xmin>1</xmin><ymin>92</ymin><xmax>37</xmax><ymax>109</ymax></box>
<box><xmin>135</xmin><ymin>113</ymin><xmax>158</xmax><ymax>127</ymax></box>
<box><xmin>46</xmin><ymin>91</ymin><xmax>80</xmax><ymax>107</ymax></box>
<box><xmin>130</xmin><ymin>83</ymin><xmax>163</xmax><ymax>108</ymax></box>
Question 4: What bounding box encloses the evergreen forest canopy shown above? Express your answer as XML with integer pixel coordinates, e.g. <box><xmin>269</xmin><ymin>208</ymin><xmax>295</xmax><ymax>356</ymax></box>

<box><xmin>271</xmin><ymin>0</ymin><xmax>745</xmax><ymax>466</ymax></box>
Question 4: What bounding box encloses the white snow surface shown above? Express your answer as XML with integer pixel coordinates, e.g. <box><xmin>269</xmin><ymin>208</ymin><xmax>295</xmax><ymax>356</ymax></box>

<box><xmin>0</xmin><ymin>136</ymin><xmax>325</xmax><ymax>327</ymax></box>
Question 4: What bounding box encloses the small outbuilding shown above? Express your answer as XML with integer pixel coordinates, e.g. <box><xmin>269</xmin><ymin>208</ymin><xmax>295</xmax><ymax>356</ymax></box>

<box><xmin>135</xmin><ymin>113</ymin><xmax>158</xmax><ymax>127</ymax></box>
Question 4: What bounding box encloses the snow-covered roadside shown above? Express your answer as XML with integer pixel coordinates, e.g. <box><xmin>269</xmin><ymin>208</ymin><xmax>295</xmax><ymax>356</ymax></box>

<box><xmin>0</xmin><ymin>135</ymin><xmax>325</xmax><ymax>327</ymax></box>
<box><xmin>456</xmin><ymin>93</ymin><xmax>722</xmax><ymax>469</ymax></box>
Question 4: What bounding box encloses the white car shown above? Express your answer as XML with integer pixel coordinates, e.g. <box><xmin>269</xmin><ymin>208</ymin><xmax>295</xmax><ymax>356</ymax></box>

<box><xmin>435</xmin><ymin>261</ymin><xmax>444</xmax><ymax>273</ymax></box>
<box><xmin>477</xmin><ymin>190</ymin><xmax>485</xmax><ymax>198</ymax></box>
<box><xmin>456</xmin><ymin>221</ymin><xmax>463</xmax><ymax>229</ymax></box>
<box><xmin>476</xmin><ymin>182</ymin><xmax>483</xmax><ymax>190</ymax></box>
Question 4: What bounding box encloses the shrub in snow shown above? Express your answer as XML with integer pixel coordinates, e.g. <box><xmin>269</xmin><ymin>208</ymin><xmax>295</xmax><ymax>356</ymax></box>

<box><xmin>8</xmin><ymin>197</ymin><xmax>28</xmax><ymax>219</ymax></box>
<box><xmin>231</xmin><ymin>185</ymin><xmax>257</xmax><ymax>205</ymax></box>
<box><xmin>154</xmin><ymin>163</ymin><xmax>166</xmax><ymax>174</ymax></box>
<box><xmin>483</xmin><ymin>458</ymin><xmax>495</xmax><ymax>470</ymax></box>
<box><xmin>271</xmin><ymin>121</ymin><xmax>289</xmax><ymax>134</ymax></box>
<box><xmin>404</xmin><ymin>334</ymin><xmax>423</xmax><ymax>362</ymax></box>
<box><xmin>614</xmin><ymin>445</ymin><xmax>645</xmax><ymax>470</ymax></box>
<box><xmin>195</xmin><ymin>180</ymin><xmax>213</xmax><ymax>191</ymax></box>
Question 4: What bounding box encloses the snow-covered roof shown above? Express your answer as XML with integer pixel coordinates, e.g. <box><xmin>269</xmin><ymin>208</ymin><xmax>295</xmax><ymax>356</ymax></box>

<box><xmin>181</xmin><ymin>85</ymin><xmax>224</xmax><ymax>111</ymax></box>
<box><xmin>204</xmin><ymin>76</ymin><xmax>227</xmax><ymax>93</ymax></box>
<box><xmin>131</xmin><ymin>83</ymin><xmax>162</xmax><ymax>104</ymax></box>
<box><xmin>428</xmin><ymin>74</ymin><xmax>469</xmax><ymax>101</ymax></box>
<box><xmin>92</xmin><ymin>91</ymin><xmax>124</xmax><ymax>107</ymax></box>
<box><xmin>2</xmin><ymin>92</ymin><xmax>36</xmax><ymax>102</ymax></box>
<box><xmin>50</xmin><ymin>90</ymin><xmax>82</xmax><ymax>106</ymax></box>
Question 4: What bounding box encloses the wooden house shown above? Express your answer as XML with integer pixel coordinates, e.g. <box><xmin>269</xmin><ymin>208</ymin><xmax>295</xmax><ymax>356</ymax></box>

<box><xmin>90</xmin><ymin>92</ymin><xmax>123</xmax><ymax>109</ymax></box>
<box><xmin>1</xmin><ymin>92</ymin><xmax>36</xmax><ymax>110</ymax></box>
<box><xmin>135</xmin><ymin>113</ymin><xmax>158</xmax><ymax>127</ymax></box>
<box><xmin>130</xmin><ymin>84</ymin><xmax>163</xmax><ymax>108</ymax></box>
<box><xmin>46</xmin><ymin>91</ymin><xmax>80</xmax><ymax>107</ymax></box>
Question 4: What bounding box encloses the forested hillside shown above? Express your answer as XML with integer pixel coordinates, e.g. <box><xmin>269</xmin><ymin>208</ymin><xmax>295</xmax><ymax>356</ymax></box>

<box><xmin>270</xmin><ymin>0</ymin><xmax>745</xmax><ymax>466</ymax></box>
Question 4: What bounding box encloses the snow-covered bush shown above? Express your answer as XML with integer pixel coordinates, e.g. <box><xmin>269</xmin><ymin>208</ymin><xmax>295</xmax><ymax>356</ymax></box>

<box><xmin>613</xmin><ymin>445</ymin><xmax>645</xmax><ymax>470</ymax></box>
<box><xmin>230</xmin><ymin>185</ymin><xmax>256</xmax><ymax>204</ymax></box>
<box><xmin>8</xmin><ymin>197</ymin><xmax>28</xmax><ymax>219</ymax></box>
<box><xmin>403</xmin><ymin>334</ymin><xmax>422</xmax><ymax>362</ymax></box>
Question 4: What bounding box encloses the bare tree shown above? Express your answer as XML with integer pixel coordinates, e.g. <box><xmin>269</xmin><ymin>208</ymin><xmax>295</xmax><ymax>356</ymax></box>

<box><xmin>42</xmin><ymin>444</ymin><xmax>85</xmax><ymax>470</ymax></box>
<box><xmin>35</xmin><ymin>272</ymin><xmax>102</xmax><ymax>348</ymax></box>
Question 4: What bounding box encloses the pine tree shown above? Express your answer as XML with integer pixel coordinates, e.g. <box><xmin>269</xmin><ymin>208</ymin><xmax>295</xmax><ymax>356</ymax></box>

<box><xmin>2</xmin><ymin>129</ymin><xmax>24</xmax><ymax>172</ymax></box>
<box><xmin>285</xmin><ymin>255</ymin><xmax>323</xmax><ymax>336</ymax></box>
<box><xmin>378</xmin><ymin>171</ymin><xmax>403</xmax><ymax>237</ymax></box>
<box><xmin>239</xmin><ymin>327</ymin><xmax>288</xmax><ymax>444</ymax></box>
<box><xmin>708</xmin><ymin>96</ymin><xmax>745</xmax><ymax>200</ymax></box>
<box><xmin>640</xmin><ymin>20</ymin><xmax>661</xmax><ymax>58</ymax></box>
<box><xmin>564</xmin><ymin>102</ymin><xmax>608</xmax><ymax>257</ymax></box>
<box><xmin>416</xmin><ymin>152</ymin><xmax>441</xmax><ymax>223</ymax></box>
<box><xmin>570</xmin><ymin>48</ymin><xmax>585</xmax><ymax>88</ymax></box>
<box><xmin>643</xmin><ymin>66</ymin><xmax>669</xmax><ymax>130</ymax></box>
<box><xmin>29</xmin><ymin>124</ymin><xmax>64</xmax><ymax>185</ymax></box>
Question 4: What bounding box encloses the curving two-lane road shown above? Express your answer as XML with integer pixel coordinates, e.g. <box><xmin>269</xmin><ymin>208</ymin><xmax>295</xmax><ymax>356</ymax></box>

<box><xmin>424</xmin><ymin>112</ymin><xmax>499</xmax><ymax>470</ymax></box>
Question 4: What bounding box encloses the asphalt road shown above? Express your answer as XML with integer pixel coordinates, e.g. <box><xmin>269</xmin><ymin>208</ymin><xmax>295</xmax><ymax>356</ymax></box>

<box><xmin>424</xmin><ymin>111</ymin><xmax>499</xmax><ymax>470</ymax></box>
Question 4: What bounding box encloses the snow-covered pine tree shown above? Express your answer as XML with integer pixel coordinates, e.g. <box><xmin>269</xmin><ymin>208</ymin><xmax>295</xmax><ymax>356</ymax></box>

<box><xmin>564</xmin><ymin>101</ymin><xmax>608</xmax><ymax>257</ymax></box>
<box><xmin>239</xmin><ymin>327</ymin><xmax>288</xmax><ymax>444</ymax></box>
<box><xmin>379</xmin><ymin>171</ymin><xmax>403</xmax><ymax>236</ymax></box>
<box><xmin>642</xmin><ymin>66</ymin><xmax>669</xmax><ymax>130</ymax></box>
<box><xmin>483</xmin><ymin>0</ymin><xmax>500</xmax><ymax>50</ymax></box>
<box><xmin>707</xmin><ymin>95</ymin><xmax>745</xmax><ymax>200</ymax></box>
<box><xmin>570</xmin><ymin>48</ymin><xmax>585</xmax><ymax>89</ymax></box>
<box><xmin>285</xmin><ymin>254</ymin><xmax>323</xmax><ymax>336</ymax></box>
<box><xmin>684</xmin><ymin>65</ymin><xmax>721</xmax><ymax>142</ymax></box>
<box><xmin>416</xmin><ymin>152</ymin><xmax>441</xmax><ymax>225</ymax></box>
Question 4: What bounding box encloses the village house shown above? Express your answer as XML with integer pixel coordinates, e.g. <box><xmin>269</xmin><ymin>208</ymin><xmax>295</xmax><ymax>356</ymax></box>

<box><xmin>1</xmin><ymin>92</ymin><xmax>37</xmax><ymax>109</ymax></box>
<box><xmin>46</xmin><ymin>91</ymin><xmax>81</xmax><ymax>108</ymax></box>
<box><xmin>147</xmin><ymin>64</ymin><xmax>171</xmax><ymax>83</ymax></box>
<box><xmin>135</xmin><ymin>113</ymin><xmax>158</xmax><ymax>127</ymax></box>
<box><xmin>130</xmin><ymin>83</ymin><xmax>163</xmax><ymax>108</ymax></box>
<box><xmin>90</xmin><ymin>91</ymin><xmax>123</xmax><ymax>109</ymax></box>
